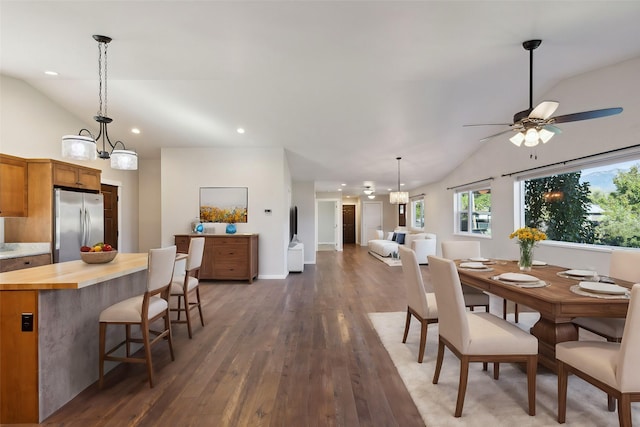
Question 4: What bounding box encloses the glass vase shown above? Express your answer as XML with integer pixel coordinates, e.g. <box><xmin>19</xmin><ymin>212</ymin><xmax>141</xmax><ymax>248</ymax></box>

<box><xmin>519</xmin><ymin>242</ymin><xmax>534</xmax><ymax>272</ymax></box>
<box><xmin>225</xmin><ymin>223</ymin><xmax>237</xmax><ymax>234</ymax></box>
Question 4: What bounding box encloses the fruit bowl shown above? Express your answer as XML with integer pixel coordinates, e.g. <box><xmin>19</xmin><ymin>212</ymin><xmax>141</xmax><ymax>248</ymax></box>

<box><xmin>80</xmin><ymin>250</ymin><xmax>118</xmax><ymax>264</ymax></box>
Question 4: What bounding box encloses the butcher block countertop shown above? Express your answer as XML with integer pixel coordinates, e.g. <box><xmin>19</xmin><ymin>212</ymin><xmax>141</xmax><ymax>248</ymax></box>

<box><xmin>0</xmin><ymin>253</ymin><xmax>148</xmax><ymax>291</ymax></box>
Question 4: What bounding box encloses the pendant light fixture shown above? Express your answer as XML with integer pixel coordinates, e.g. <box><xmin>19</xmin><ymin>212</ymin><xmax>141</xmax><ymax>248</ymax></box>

<box><xmin>61</xmin><ymin>35</ymin><xmax>138</xmax><ymax>170</ymax></box>
<box><xmin>389</xmin><ymin>157</ymin><xmax>409</xmax><ymax>205</ymax></box>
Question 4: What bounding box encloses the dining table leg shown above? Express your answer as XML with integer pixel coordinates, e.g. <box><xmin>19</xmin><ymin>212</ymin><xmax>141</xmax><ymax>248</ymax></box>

<box><xmin>529</xmin><ymin>316</ymin><xmax>578</xmax><ymax>372</ymax></box>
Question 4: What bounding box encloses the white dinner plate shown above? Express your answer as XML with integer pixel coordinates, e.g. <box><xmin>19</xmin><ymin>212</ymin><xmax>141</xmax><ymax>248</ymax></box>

<box><xmin>460</xmin><ymin>262</ymin><xmax>486</xmax><ymax>269</ymax></box>
<box><xmin>497</xmin><ymin>272</ymin><xmax>539</xmax><ymax>283</ymax></box>
<box><xmin>564</xmin><ymin>269</ymin><xmax>598</xmax><ymax>278</ymax></box>
<box><xmin>532</xmin><ymin>260</ymin><xmax>547</xmax><ymax>266</ymax></box>
<box><xmin>578</xmin><ymin>281</ymin><xmax>628</xmax><ymax>295</ymax></box>
<box><xmin>469</xmin><ymin>257</ymin><xmax>490</xmax><ymax>262</ymax></box>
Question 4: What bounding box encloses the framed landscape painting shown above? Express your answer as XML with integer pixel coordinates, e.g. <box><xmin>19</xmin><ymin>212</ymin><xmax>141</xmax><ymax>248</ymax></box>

<box><xmin>199</xmin><ymin>187</ymin><xmax>248</xmax><ymax>223</ymax></box>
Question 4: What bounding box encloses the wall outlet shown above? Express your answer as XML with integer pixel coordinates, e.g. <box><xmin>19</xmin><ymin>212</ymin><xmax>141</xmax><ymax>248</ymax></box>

<box><xmin>21</xmin><ymin>313</ymin><xmax>34</xmax><ymax>332</ymax></box>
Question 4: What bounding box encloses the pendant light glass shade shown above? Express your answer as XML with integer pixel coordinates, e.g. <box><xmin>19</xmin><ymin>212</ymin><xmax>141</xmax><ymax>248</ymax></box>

<box><xmin>510</xmin><ymin>127</ymin><xmax>555</xmax><ymax>148</ymax></box>
<box><xmin>61</xmin><ymin>135</ymin><xmax>97</xmax><ymax>160</ymax></box>
<box><xmin>389</xmin><ymin>156</ymin><xmax>409</xmax><ymax>205</ymax></box>
<box><xmin>110</xmin><ymin>150</ymin><xmax>138</xmax><ymax>170</ymax></box>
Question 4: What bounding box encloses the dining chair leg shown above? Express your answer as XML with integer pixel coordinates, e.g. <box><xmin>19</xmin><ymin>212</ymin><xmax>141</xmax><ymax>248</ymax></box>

<box><xmin>126</xmin><ymin>324</ymin><xmax>132</xmax><ymax>357</ymax></box>
<box><xmin>515</xmin><ymin>303</ymin><xmax>520</xmax><ymax>323</ymax></box>
<box><xmin>98</xmin><ymin>322</ymin><xmax>106</xmax><ymax>389</ymax></box>
<box><xmin>557</xmin><ymin>360</ymin><xmax>568</xmax><ymax>423</ymax></box>
<box><xmin>141</xmin><ymin>318</ymin><xmax>154</xmax><ymax>388</ymax></box>
<box><xmin>455</xmin><ymin>357</ymin><xmax>470</xmax><ymax>417</ymax></box>
<box><xmin>183</xmin><ymin>290</ymin><xmax>193</xmax><ymax>339</ymax></box>
<box><xmin>618</xmin><ymin>394</ymin><xmax>632</xmax><ymax>427</ymax></box>
<box><xmin>493</xmin><ymin>363</ymin><xmax>499</xmax><ymax>380</ymax></box>
<box><xmin>165</xmin><ymin>312</ymin><xmax>175</xmax><ymax>361</ymax></box>
<box><xmin>502</xmin><ymin>299</ymin><xmax>507</xmax><ymax>320</ymax></box>
<box><xmin>418</xmin><ymin>319</ymin><xmax>427</xmax><ymax>363</ymax></box>
<box><xmin>195</xmin><ymin>288</ymin><xmax>205</xmax><ymax>326</ymax></box>
<box><xmin>176</xmin><ymin>295</ymin><xmax>183</xmax><ymax>321</ymax></box>
<box><xmin>527</xmin><ymin>355</ymin><xmax>537</xmax><ymax>416</ymax></box>
<box><xmin>402</xmin><ymin>308</ymin><xmax>411</xmax><ymax>344</ymax></box>
<box><xmin>432</xmin><ymin>339</ymin><xmax>445</xmax><ymax>384</ymax></box>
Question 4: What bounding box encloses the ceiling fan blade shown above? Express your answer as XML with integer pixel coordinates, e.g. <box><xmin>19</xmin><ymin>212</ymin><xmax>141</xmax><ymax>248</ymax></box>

<box><xmin>551</xmin><ymin>107</ymin><xmax>623</xmax><ymax>124</ymax></box>
<box><xmin>463</xmin><ymin>123</ymin><xmax>512</xmax><ymax>127</ymax></box>
<box><xmin>529</xmin><ymin>101</ymin><xmax>559</xmax><ymax>120</ymax></box>
<box><xmin>543</xmin><ymin>124</ymin><xmax>562</xmax><ymax>134</ymax></box>
<box><xmin>479</xmin><ymin>129</ymin><xmax>514</xmax><ymax>142</ymax></box>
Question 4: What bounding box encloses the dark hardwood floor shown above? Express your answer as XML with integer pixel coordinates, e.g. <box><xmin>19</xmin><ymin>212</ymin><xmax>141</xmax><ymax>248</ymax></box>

<box><xmin>40</xmin><ymin>245</ymin><xmax>424</xmax><ymax>426</ymax></box>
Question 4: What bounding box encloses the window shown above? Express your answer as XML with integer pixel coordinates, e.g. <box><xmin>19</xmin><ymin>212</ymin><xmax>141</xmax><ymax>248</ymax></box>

<box><xmin>518</xmin><ymin>157</ymin><xmax>640</xmax><ymax>248</ymax></box>
<box><xmin>411</xmin><ymin>198</ymin><xmax>424</xmax><ymax>229</ymax></box>
<box><xmin>455</xmin><ymin>188</ymin><xmax>492</xmax><ymax>236</ymax></box>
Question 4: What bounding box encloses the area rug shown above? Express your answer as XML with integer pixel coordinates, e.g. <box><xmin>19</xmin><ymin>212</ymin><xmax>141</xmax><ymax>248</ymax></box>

<box><xmin>369</xmin><ymin>311</ymin><xmax>639</xmax><ymax>426</ymax></box>
<box><xmin>368</xmin><ymin>251</ymin><xmax>402</xmax><ymax>267</ymax></box>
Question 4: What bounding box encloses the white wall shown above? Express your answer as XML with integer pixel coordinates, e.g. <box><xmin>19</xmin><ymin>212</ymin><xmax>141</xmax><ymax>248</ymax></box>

<box><xmin>0</xmin><ymin>74</ymin><xmax>140</xmax><ymax>252</ymax></box>
<box><xmin>137</xmin><ymin>158</ymin><xmax>162</xmax><ymax>252</ymax></box>
<box><xmin>415</xmin><ymin>57</ymin><xmax>640</xmax><ymax>275</ymax></box>
<box><xmin>160</xmin><ymin>147</ymin><xmax>289</xmax><ymax>278</ymax></box>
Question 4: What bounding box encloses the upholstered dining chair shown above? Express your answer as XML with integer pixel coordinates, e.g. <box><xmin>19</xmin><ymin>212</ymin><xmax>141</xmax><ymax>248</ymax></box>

<box><xmin>398</xmin><ymin>245</ymin><xmax>438</xmax><ymax>363</ymax></box>
<box><xmin>440</xmin><ymin>241</ymin><xmax>491</xmax><ymax>313</ymax></box>
<box><xmin>171</xmin><ymin>237</ymin><xmax>205</xmax><ymax>338</ymax></box>
<box><xmin>427</xmin><ymin>255</ymin><xmax>538</xmax><ymax>418</ymax></box>
<box><xmin>572</xmin><ymin>250</ymin><xmax>640</xmax><ymax>411</ymax></box>
<box><xmin>99</xmin><ymin>245</ymin><xmax>177</xmax><ymax>388</ymax></box>
<box><xmin>573</xmin><ymin>250</ymin><xmax>640</xmax><ymax>343</ymax></box>
<box><xmin>557</xmin><ymin>284</ymin><xmax>640</xmax><ymax>426</ymax></box>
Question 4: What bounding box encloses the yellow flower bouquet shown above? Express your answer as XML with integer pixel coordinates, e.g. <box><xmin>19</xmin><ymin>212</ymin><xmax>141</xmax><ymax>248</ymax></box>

<box><xmin>509</xmin><ymin>227</ymin><xmax>547</xmax><ymax>271</ymax></box>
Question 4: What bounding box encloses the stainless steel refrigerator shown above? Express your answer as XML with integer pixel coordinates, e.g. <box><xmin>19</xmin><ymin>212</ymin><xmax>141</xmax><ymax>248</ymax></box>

<box><xmin>53</xmin><ymin>188</ymin><xmax>104</xmax><ymax>263</ymax></box>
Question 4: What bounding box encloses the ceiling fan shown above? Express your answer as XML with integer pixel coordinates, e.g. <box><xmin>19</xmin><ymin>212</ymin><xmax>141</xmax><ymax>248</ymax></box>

<box><xmin>465</xmin><ymin>39</ymin><xmax>623</xmax><ymax>147</ymax></box>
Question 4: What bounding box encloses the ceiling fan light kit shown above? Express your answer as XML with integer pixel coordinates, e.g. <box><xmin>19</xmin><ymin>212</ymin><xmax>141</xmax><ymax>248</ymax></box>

<box><xmin>468</xmin><ymin>39</ymin><xmax>623</xmax><ymax>150</ymax></box>
<box><xmin>61</xmin><ymin>35</ymin><xmax>138</xmax><ymax>170</ymax></box>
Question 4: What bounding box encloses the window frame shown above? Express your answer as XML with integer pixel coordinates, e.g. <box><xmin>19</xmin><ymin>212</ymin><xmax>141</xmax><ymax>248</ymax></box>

<box><xmin>514</xmin><ymin>153</ymin><xmax>640</xmax><ymax>250</ymax></box>
<box><xmin>454</xmin><ymin>186</ymin><xmax>492</xmax><ymax>237</ymax></box>
<box><xmin>410</xmin><ymin>197</ymin><xmax>425</xmax><ymax>230</ymax></box>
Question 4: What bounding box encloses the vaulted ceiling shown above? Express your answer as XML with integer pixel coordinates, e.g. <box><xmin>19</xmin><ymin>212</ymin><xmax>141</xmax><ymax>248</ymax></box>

<box><xmin>2</xmin><ymin>1</ymin><xmax>640</xmax><ymax>197</ymax></box>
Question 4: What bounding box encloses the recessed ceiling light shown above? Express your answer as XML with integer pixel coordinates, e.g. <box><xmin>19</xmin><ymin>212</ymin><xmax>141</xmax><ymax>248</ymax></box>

<box><xmin>131</xmin><ymin>128</ymin><xmax>141</xmax><ymax>134</ymax></box>
<box><xmin>400</xmin><ymin>183</ymin><xmax>405</xmax><ymax>187</ymax></box>
<box><xmin>44</xmin><ymin>70</ymin><xmax>58</xmax><ymax>76</ymax></box>
<box><xmin>387</xmin><ymin>188</ymin><xmax>392</xmax><ymax>192</ymax></box>
<box><xmin>338</xmin><ymin>188</ymin><xmax>342</xmax><ymax>191</ymax></box>
<box><xmin>237</xmin><ymin>128</ymin><xmax>245</xmax><ymax>134</ymax></box>
<box><xmin>341</xmin><ymin>183</ymin><xmax>346</xmax><ymax>186</ymax></box>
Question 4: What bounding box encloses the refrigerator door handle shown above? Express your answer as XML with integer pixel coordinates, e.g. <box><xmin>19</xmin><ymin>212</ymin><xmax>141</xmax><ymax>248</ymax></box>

<box><xmin>81</xmin><ymin>207</ymin><xmax>86</xmax><ymax>247</ymax></box>
<box><xmin>85</xmin><ymin>208</ymin><xmax>92</xmax><ymax>246</ymax></box>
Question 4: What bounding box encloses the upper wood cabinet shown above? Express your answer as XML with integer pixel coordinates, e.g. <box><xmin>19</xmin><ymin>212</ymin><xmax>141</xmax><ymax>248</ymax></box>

<box><xmin>4</xmin><ymin>159</ymin><xmax>101</xmax><ymax>243</ymax></box>
<box><xmin>51</xmin><ymin>161</ymin><xmax>101</xmax><ymax>191</ymax></box>
<box><xmin>0</xmin><ymin>154</ymin><xmax>28</xmax><ymax>217</ymax></box>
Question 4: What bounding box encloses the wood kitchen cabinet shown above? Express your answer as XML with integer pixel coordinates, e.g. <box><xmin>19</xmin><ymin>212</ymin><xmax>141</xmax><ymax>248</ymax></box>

<box><xmin>4</xmin><ymin>159</ymin><xmax>101</xmax><ymax>243</ymax></box>
<box><xmin>0</xmin><ymin>153</ymin><xmax>28</xmax><ymax>217</ymax></box>
<box><xmin>0</xmin><ymin>254</ymin><xmax>51</xmax><ymax>273</ymax></box>
<box><xmin>175</xmin><ymin>234</ymin><xmax>259</xmax><ymax>283</ymax></box>
<box><xmin>51</xmin><ymin>160</ymin><xmax>101</xmax><ymax>191</ymax></box>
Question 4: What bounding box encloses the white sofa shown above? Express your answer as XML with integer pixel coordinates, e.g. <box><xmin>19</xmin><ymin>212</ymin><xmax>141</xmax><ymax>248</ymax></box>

<box><xmin>368</xmin><ymin>230</ymin><xmax>437</xmax><ymax>264</ymax></box>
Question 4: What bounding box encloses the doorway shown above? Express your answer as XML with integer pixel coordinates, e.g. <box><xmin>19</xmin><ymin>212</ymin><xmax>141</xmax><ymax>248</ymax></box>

<box><xmin>362</xmin><ymin>201</ymin><xmax>383</xmax><ymax>246</ymax></box>
<box><xmin>342</xmin><ymin>205</ymin><xmax>356</xmax><ymax>244</ymax></box>
<box><xmin>101</xmin><ymin>183</ymin><xmax>119</xmax><ymax>249</ymax></box>
<box><xmin>316</xmin><ymin>199</ymin><xmax>341</xmax><ymax>251</ymax></box>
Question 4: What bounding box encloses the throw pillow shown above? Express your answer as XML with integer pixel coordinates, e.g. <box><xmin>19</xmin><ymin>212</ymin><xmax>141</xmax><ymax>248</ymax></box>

<box><xmin>386</xmin><ymin>232</ymin><xmax>394</xmax><ymax>240</ymax></box>
<box><xmin>396</xmin><ymin>233</ymin><xmax>406</xmax><ymax>245</ymax></box>
<box><xmin>391</xmin><ymin>232</ymin><xmax>397</xmax><ymax>242</ymax></box>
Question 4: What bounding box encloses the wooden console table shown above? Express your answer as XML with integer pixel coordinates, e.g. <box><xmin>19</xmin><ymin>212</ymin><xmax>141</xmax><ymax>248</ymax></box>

<box><xmin>174</xmin><ymin>234</ymin><xmax>259</xmax><ymax>283</ymax></box>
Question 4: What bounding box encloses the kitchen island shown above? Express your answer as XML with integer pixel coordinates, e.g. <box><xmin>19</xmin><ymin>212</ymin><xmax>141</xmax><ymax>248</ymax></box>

<box><xmin>0</xmin><ymin>253</ymin><xmax>149</xmax><ymax>424</ymax></box>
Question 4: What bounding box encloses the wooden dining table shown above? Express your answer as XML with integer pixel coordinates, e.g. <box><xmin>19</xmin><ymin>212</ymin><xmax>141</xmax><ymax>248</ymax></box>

<box><xmin>456</xmin><ymin>260</ymin><xmax>633</xmax><ymax>372</ymax></box>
